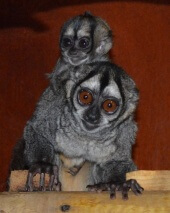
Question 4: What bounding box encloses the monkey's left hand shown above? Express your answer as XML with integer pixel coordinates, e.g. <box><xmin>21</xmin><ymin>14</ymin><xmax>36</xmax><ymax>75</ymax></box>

<box><xmin>25</xmin><ymin>163</ymin><xmax>61</xmax><ymax>192</ymax></box>
<box><xmin>87</xmin><ymin>179</ymin><xmax>144</xmax><ymax>200</ymax></box>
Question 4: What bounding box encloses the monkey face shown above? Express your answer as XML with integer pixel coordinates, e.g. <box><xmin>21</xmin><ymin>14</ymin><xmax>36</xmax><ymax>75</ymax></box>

<box><xmin>71</xmin><ymin>65</ymin><xmax>123</xmax><ymax>132</ymax></box>
<box><xmin>60</xmin><ymin>29</ymin><xmax>92</xmax><ymax>66</ymax></box>
<box><xmin>69</xmin><ymin>63</ymin><xmax>138</xmax><ymax>133</ymax></box>
<box><xmin>60</xmin><ymin>12</ymin><xmax>112</xmax><ymax>66</ymax></box>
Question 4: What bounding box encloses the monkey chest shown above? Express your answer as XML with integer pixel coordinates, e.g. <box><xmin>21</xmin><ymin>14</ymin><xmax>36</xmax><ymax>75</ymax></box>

<box><xmin>55</xmin><ymin>131</ymin><xmax>116</xmax><ymax>164</ymax></box>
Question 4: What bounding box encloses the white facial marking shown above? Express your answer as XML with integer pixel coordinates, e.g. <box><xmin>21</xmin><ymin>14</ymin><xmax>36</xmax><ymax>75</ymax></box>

<box><xmin>80</xmin><ymin>74</ymin><xmax>100</xmax><ymax>91</ymax></box>
<box><xmin>103</xmin><ymin>80</ymin><xmax>121</xmax><ymax>99</ymax></box>
<box><xmin>77</xmin><ymin>29</ymin><xmax>90</xmax><ymax>38</ymax></box>
<box><xmin>65</xmin><ymin>27</ymin><xmax>74</xmax><ymax>36</ymax></box>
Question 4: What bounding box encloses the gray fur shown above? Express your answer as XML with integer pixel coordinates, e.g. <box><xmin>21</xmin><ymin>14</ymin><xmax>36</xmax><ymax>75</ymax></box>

<box><xmin>11</xmin><ymin>62</ymin><xmax>139</xmax><ymax>185</ymax></box>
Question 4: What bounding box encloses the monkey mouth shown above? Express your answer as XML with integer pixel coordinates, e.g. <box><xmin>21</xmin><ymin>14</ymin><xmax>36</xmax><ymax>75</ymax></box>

<box><xmin>68</xmin><ymin>56</ymin><xmax>88</xmax><ymax>66</ymax></box>
<box><xmin>82</xmin><ymin>120</ymin><xmax>99</xmax><ymax>131</ymax></box>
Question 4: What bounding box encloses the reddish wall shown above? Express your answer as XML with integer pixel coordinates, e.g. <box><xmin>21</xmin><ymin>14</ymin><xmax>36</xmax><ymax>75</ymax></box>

<box><xmin>0</xmin><ymin>0</ymin><xmax>169</xmax><ymax>191</ymax></box>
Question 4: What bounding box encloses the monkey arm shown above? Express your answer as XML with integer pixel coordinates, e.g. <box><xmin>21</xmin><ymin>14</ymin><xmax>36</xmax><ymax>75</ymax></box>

<box><xmin>91</xmin><ymin>159</ymin><xmax>137</xmax><ymax>184</ymax></box>
<box><xmin>91</xmin><ymin>118</ymin><xmax>138</xmax><ymax>184</ymax></box>
<box><xmin>10</xmin><ymin>138</ymin><xmax>27</xmax><ymax>171</ymax></box>
<box><xmin>87</xmin><ymin>119</ymin><xmax>143</xmax><ymax>199</ymax></box>
<box><xmin>10</xmin><ymin>123</ymin><xmax>61</xmax><ymax>192</ymax></box>
<box><xmin>9</xmin><ymin>81</ymin><xmax>68</xmax><ymax>191</ymax></box>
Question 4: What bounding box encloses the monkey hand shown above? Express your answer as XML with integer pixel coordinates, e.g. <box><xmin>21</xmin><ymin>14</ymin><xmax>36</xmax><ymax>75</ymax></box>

<box><xmin>25</xmin><ymin>162</ymin><xmax>61</xmax><ymax>192</ymax></box>
<box><xmin>87</xmin><ymin>179</ymin><xmax>144</xmax><ymax>200</ymax></box>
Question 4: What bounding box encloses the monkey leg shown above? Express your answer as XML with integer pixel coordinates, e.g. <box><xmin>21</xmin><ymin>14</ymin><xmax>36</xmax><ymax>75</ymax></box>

<box><xmin>25</xmin><ymin>162</ymin><xmax>61</xmax><ymax>192</ymax></box>
<box><xmin>87</xmin><ymin>179</ymin><xmax>144</xmax><ymax>200</ymax></box>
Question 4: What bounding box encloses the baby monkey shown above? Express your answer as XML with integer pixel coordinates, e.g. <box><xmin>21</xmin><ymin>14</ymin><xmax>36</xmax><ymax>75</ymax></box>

<box><xmin>50</xmin><ymin>11</ymin><xmax>112</xmax><ymax>83</ymax></box>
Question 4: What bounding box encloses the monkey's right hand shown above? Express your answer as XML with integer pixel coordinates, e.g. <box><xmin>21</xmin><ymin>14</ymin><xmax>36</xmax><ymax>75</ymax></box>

<box><xmin>25</xmin><ymin>162</ymin><xmax>61</xmax><ymax>192</ymax></box>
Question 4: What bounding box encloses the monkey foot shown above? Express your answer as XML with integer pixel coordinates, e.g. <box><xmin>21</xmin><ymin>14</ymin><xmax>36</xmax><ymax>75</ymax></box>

<box><xmin>67</xmin><ymin>166</ymin><xmax>82</xmax><ymax>176</ymax></box>
<box><xmin>25</xmin><ymin>162</ymin><xmax>61</xmax><ymax>192</ymax></box>
<box><xmin>87</xmin><ymin>179</ymin><xmax>144</xmax><ymax>200</ymax></box>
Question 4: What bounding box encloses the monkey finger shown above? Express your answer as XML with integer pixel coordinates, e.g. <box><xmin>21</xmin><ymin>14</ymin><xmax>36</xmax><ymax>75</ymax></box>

<box><xmin>49</xmin><ymin>176</ymin><xmax>61</xmax><ymax>191</ymax></box>
<box><xmin>134</xmin><ymin>182</ymin><xmax>144</xmax><ymax>195</ymax></box>
<box><xmin>116</xmin><ymin>183</ymin><xmax>123</xmax><ymax>191</ymax></box>
<box><xmin>110</xmin><ymin>184</ymin><xmax>116</xmax><ymax>199</ymax></box>
<box><xmin>122</xmin><ymin>183</ymin><xmax>129</xmax><ymax>200</ymax></box>
<box><xmin>87</xmin><ymin>183</ymin><xmax>108</xmax><ymax>192</ymax></box>
<box><xmin>135</xmin><ymin>182</ymin><xmax>144</xmax><ymax>193</ymax></box>
<box><xmin>127</xmin><ymin>179</ymin><xmax>143</xmax><ymax>195</ymax></box>
<box><xmin>97</xmin><ymin>183</ymin><xmax>108</xmax><ymax>192</ymax></box>
<box><xmin>130</xmin><ymin>182</ymin><xmax>141</xmax><ymax>196</ymax></box>
<box><xmin>48</xmin><ymin>174</ymin><xmax>54</xmax><ymax>191</ymax></box>
<box><xmin>39</xmin><ymin>173</ymin><xmax>46</xmax><ymax>191</ymax></box>
<box><xmin>86</xmin><ymin>185</ymin><xmax>98</xmax><ymax>192</ymax></box>
<box><xmin>25</xmin><ymin>172</ymin><xmax>34</xmax><ymax>192</ymax></box>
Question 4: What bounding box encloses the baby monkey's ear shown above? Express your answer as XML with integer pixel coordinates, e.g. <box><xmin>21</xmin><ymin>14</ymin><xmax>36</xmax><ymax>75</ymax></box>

<box><xmin>95</xmin><ymin>33</ymin><xmax>112</xmax><ymax>55</ymax></box>
<box><xmin>95</xmin><ymin>17</ymin><xmax>113</xmax><ymax>55</ymax></box>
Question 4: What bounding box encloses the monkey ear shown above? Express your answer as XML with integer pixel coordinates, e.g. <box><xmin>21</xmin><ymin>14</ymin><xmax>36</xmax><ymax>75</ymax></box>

<box><xmin>95</xmin><ymin>38</ymin><xmax>112</xmax><ymax>55</ymax></box>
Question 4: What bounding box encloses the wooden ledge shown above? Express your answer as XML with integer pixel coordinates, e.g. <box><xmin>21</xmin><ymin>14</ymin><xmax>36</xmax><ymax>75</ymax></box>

<box><xmin>1</xmin><ymin>170</ymin><xmax>170</xmax><ymax>212</ymax></box>
<box><xmin>0</xmin><ymin>191</ymin><xmax>170</xmax><ymax>212</ymax></box>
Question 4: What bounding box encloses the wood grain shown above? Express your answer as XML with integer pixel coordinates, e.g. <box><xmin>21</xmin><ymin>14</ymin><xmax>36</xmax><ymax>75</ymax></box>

<box><xmin>126</xmin><ymin>170</ymin><xmax>170</xmax><ymax>191</ymax></box>
<box><xmin>0</xmin><ymin>191</ymin><xmax>170</xmax><ymax>213</ymax></box>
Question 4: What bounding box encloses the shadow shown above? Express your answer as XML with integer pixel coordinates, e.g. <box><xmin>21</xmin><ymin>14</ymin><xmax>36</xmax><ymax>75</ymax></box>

<box><xmin>0</xmin><ymin>0</ymin><xmax>169</xmax><ymax>32</ymax></box>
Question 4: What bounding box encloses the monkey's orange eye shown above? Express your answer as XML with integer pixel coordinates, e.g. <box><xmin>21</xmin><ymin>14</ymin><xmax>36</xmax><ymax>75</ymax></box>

<box><xmin>102</xmin><ymin>99</ymin><xmax>117</xmax><ymax>113</ymax></box>
<box><xmin>79</xmin><ymin>90</ymin><xmax>93</xmax><ymax>105</ymax></box>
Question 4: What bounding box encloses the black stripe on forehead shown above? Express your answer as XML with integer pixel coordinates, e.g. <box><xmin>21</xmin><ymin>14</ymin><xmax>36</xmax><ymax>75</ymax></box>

<box><xmin>78</xmin><ymin>69</ymin><xmax>99</xmax><ymax>86</ymax></box>
<box><xmin>99</xmin><ymin>69</ymin><xmax>110</xmax><ymax>93</ymax></box>
<box><xmin>85</xmin><ymin>14</ymin><xmax>97</xmax><ymax>54</ymax></box>
<box><xmin>77</xmin><ymin>62</ymin><xmax>112</xmax><ymax>88</ymax></box>
<box><xmin>72</xmin><ymin>16</ymin><xmax>83</xmax><ymax>39</ymax></box>
<box><xmin>60</xmin><ymin>13</ymin><xmax>97</xmax><ymax>49</ymax></box>
<box><xmin>73</xmin><ymin>13</ymin><xmax>97</xmax><ymax>50</ymax></box>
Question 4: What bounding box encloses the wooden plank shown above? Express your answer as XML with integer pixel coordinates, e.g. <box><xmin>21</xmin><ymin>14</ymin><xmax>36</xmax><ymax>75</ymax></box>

<box><xmin>0</xmin><ymin>191</ymin><xmax>170</xmax><ymax>213</ymax></box>
<box><xmin>126</xmin><ymin>170</ymin><xmax>170</xmax><ymax>191</ymax></box>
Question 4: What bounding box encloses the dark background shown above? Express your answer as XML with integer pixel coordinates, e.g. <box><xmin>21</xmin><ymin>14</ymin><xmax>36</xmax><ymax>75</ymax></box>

<box><xmin>0</xmin><ymin>0</ymin><xmax>169</xmax><ymax>191</ymax></box>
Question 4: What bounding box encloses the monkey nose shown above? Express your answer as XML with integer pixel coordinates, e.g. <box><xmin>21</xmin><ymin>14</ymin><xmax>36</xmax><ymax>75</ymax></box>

<box><xmin>84</xmin><ymin>114</ymin><xmax>100</xmax><ymax>125</ymax></box>
<box><xmin>69</xmin><ymin>48</ymin><xmax>78</xmax><ymax>56</ymax></box>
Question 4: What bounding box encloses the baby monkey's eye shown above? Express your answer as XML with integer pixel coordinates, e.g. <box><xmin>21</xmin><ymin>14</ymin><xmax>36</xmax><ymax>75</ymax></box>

<box><xmin>102</xmin><ymin>99</ymin><xmax>118</xmax><ymax>114</ymax></box>
<box><xmin>62</xmin><ymin>37</ymin><xmax>73</xmax><ymax>48</ymax></box>
<box><xmin>78</xmin><ymin>90</ymin><xmax>93</xmax><ymax>105</ymax></box>
<box><xmin>78</xmin><ymin>38</ymin><xmax>90</xmax><ymax>49</ymax></box>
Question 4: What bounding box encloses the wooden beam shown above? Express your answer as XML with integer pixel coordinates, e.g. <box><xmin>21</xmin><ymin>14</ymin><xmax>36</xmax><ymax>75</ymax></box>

<box><xmin>0</xmin><ymin>191</ymin><xmax>170</xmax><ymax>213</ymax></box>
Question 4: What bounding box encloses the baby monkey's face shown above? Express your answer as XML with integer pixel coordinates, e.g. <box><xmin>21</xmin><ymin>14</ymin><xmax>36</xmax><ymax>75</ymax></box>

<box><xmin>60</xmin><ymin>21</ymin><xmax>93</xmax><ymax>66</ymax></box>
<box><xmin>60</xmin><ymin>12</ymin><xmax>112</xmax><ymax>66</ymax></box>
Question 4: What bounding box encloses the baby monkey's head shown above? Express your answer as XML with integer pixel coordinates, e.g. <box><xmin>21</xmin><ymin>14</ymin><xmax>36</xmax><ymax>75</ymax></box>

<box><xmin>60</xmin><ymin>12</ymin><xmax>112</xmax><ymax>66</ymax></box>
